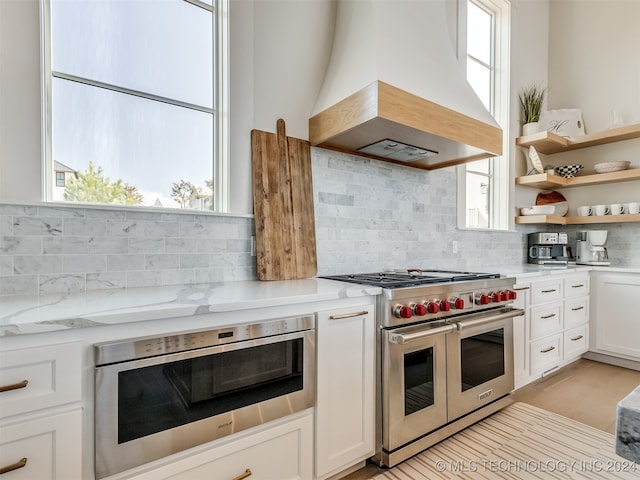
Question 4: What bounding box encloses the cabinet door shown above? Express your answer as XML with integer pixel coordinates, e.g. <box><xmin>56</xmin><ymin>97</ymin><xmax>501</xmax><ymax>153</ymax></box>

<box><xmin>593</xmin><ymin>273</ymin><xmax>640</xmax><ymax>360</ymax></box>
<box><xmin>512</xmin><ymin>283</ymin><xmax>530</xmax><ymax>389</ymax></box>
<box><xmin>128</xmin><ymin>413</ymin><xmax>313</xmax><ymax>480</ymax></box>
<box><xmin>315</xmin><ymin>305</ymin><xmax>375</xmax><ymax>479</ymax></box>
<box><xmin>0</xmin><ymin>409</ymin><xmax>82</xmax><ymax>480</ymax></box>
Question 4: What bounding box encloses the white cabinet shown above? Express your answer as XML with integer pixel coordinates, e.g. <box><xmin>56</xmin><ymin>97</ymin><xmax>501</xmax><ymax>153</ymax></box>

<box><xmin>0</xmin><ymin>342</ymin><xmax>82</xmax><ymax>480</ymax></box>
<box><xmin>590</xmin><ymin>271</ymin><xmax>640</xmax><ymax>362</ymax></box>
<box><xmin>315</xmin><ymin>304</ymin><xmax>375</xmax><ymax>480</ymax></box>
<box><xmin>515</xmin><ymin>271</ymin><xmax>590</xmax><ymax>387</ymax></box>
<box><xmin>124</xmin><ymin>411</ymin><xmax>313</xmax><ymax>480</ymax></box>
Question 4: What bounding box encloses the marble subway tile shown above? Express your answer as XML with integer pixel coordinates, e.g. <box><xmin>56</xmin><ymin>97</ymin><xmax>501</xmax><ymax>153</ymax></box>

<box><xmin>86</xmin><ymin>272</ymin><xmax>127</xmax><ymax>290</ymax></box>
<box><xmin>84</xmin><ymin>208</ymin><xmax>126</xmax><ymax>219</ymax></box>
<box><xmin>145</xmin><ymin>221</ymin><xmax>179</xmax><ymax>237</ymax></box>
<box><xmin>162</xmin><ymin>269</ymin><xmax>196</xmax><ymax>285</ymax></box>
<box><xmin>14</xmin><ymin>255</ymin><xmax>62</xmax><ymax>275</ymax></box>
<box><xmin>14</xmin><ymin>216</ymin><xmax>63</xmax><ymax>236</ymax></box>
<box><xmin>128</xmin><ymin>237</ymin><xmax>165</xmax><ymax>254</ymax></box>
<box><xmin>37</xmin><ymin>206</ymin><xmax>85</xmax><ymax>218</ymax></box>
<box><xmin>125</xmin><ymin>210</ymin><xmax>163</xmax><ymax>221</ymax></box>
<box><xmin>88</xmin><ymin>237</ymin><xmax>128</xmax><ymax>254</ymax></box>
<box><xmin>0</xmin><ymin>205</ymin><xmax>38</xmax><ymax>216</ymax></box>
<box><xmin>126</xmin><ymin>270</ymin><xmax>163</xmax><ymax>288</ymax></box>
<box><xmin>0</xmin><ymin>275</ymin><xmax>38</xmax><ymax>295</ymax></box>
<box><xmin>180</xmin><ymin>254</ymin><xmax>210</xmax><ymax>269</ymax></box>
<box><xmin>106</xmin><ymin>219</ymin><xmax>145</xmax><ymax>237</ymax></box>
<box><xmin>39</xmin><ymin>274</ymin><xmax>85</xmax><ymax>294</ymax></box>
<box><xmin>63</xmin><ymin>255</ymin><xmax>107</xmax><ymax>273</ymax></box>
<box><xmin>0</xmin><ymin>216</ymin><xmax>13</xmax><ymax>235</ymax></box>
<box><xmin>145</xmin><ymin>254</ymin><xmax>180</xmax><ymax>270</ymax></box>
<box><xmin>165</xmin><ymin>237</ymin><xmax>198</xmax><ymax>253</ymax></box>
<box><xmin>43</xmin><ymin>236</ymin><xmax>89</xmax><ymax>254</ymax></box>
<box><xmin>63</xmin><ymin>218</ymin><xmax>107</xmax><ymax>236</ymax></box>
<box><xmin>107</xmin><ymin>254</ymin><xmax>145</xmax><ymax>271</ymax></box>
<box><xmin>1</xmin><ymin>236</ymin><xmax>42</xmax><ymax>255</ymax></box>
<box><xmin>0</xmin><ymin>256</ymin><xmax>12</xmax><ymax>275</ymax></box>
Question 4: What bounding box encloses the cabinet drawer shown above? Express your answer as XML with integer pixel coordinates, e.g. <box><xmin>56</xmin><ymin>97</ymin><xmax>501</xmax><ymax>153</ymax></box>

<box><xmin>564</xmin><ymin>325</ymin><xmax>589</xmax><ymax>359</ymax></box>
<box><xmin>0</xmin><ymin>342</ymin><xmax>81</xmax><ymax>418</ymax></box>
<box><xmin>512</xmin><ymin>284</ymin><xmax>530</xmax><ymax>310</ymax></box>
<box><xmin>530</xmin><ymin>301</ymin><xmax>563</xmax><ymax>340</ymax></box>
<box><xmin>564</xmin><ymin>275</ymin><xmax>589</xmax><ymax>298</ymax></box>
<box><xmin>564</xmin><ymin>297</ymin><xmax>589</xmax><ymax>330</ymax></box>
<box><xmin>0</xmin><ymin>409</ymin><xmax>82</xmax><ymax>480</ymax></box>
<box><xmin>128</xmin><ymin>412</ymin><xmax>313</xmax><ymax>480</ymax></box>
<box><xmin>530</xmin><ymin>335</ymin><xmax>562</xmax><ymax>375</ymax></box>
<box><xmin>531</xmin><ymin>280</ymin><xmax>563</xmax><ymax>305</ymax></box>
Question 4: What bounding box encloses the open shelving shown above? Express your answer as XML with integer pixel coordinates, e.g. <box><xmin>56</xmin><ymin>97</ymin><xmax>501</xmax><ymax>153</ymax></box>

<box><xmin>515</xmin><ymin>214</ymin><xmax>640</xmax><ymax>225</ymax></box>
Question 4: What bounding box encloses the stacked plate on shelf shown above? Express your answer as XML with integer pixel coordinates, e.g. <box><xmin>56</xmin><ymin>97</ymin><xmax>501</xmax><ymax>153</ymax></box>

<box><xmin>593</xmin><ymin>161</ymin><xmax>630</xmax><ymax>173</ymax></box>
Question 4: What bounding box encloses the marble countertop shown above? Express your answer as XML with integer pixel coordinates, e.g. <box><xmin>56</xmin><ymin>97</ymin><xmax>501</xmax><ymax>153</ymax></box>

<box><xmin>616</xmin><ymin>384</ymin><xmax>640</xmax><ymax>463</ymax></box>
<box><xmin>0</xmin><ymin>279</ymin><xmax>380</xmax><ymax>337</ymax></box>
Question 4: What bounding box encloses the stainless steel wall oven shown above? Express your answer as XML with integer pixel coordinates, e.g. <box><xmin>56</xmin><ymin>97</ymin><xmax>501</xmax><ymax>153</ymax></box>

<box><xmin>94</xmin><ymin>315</ymin><xmax>315</xmax><ymax>479</ymax></box>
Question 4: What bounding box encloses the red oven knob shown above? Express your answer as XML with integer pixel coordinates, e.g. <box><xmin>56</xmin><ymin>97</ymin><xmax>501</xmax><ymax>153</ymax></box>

<box><xmin>426</xmin><ymin>301</ymin><xmax>439</xmax><ymax>314</ymax></box>
<box><xmin>451</xmin><ymin>297</ymin><xmax>465</xmax><ymax>309</ymax></box>
<box><xmin>394</xmin><ymin>305</ymin><xmax>413</xmax><ymax>319</ymax></box>
<box><xmin>438</xmin><ymin>299</ymin><xmax>450</xmax><ymax>312</ymax></box>
<box><xmin>506</xmin><ymin>290</ymin><xmax>517</xmax><ymax>300</ymax></box>
<box><xmin>491</xmin><ymin>292</ymin><xmax>504</xmax><ymax>303</ymax></box>
<box><xmin>413</xmin><ymin>303</ymin><xmax>427</xmax><ymax>316</ymax></box>
<box><xmin>475</xmin><ymin>294</ymin><xmax>489</xmax><ymax>305</ymax></box>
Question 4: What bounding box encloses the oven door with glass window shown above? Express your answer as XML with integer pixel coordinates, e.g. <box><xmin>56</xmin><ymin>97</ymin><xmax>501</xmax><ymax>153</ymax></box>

<box><xmin>381</xmin><ymin>322</ymin><xmax>454</xmax><ymax>452</ymax></box>
<box><xmin>446</xmin><ymin>308</ymin><xmax>521</xmax><ymax>420</ymax></box>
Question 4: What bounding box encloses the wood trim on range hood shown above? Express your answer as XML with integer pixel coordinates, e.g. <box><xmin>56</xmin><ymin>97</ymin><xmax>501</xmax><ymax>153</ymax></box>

<box><xmin>309</xmin><ymin>81</ymin><xmax>503</xmax><ymax>170</ymax></box>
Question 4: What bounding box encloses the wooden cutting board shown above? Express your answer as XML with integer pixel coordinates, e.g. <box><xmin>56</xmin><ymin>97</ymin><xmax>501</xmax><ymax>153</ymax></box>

<box><xmin>251</xmin><ymin>119</ymin><xmax>317</xmax><ymax>280</ymax></box>
<box><xmin>536</xmin><ymin>190</ymin><xmax>566</xmax><ymax>205</ymax></box>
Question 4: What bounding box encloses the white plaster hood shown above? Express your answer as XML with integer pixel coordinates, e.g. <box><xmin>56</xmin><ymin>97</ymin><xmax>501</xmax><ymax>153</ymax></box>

<box><xmin>309</xmin><ymin>0</ymin><xmax>503</xmax><ymax>169</ymax></box>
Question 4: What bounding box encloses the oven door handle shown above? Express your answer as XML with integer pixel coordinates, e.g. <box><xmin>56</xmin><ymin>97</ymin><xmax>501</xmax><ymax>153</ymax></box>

<box><xmin>389</xmin><ymin>324</ymin><xmax>456</xmax><ymax>344</ymax></box>
<box><xmin>455</xmin><ymin>308</ymin><xmax>524</xmax><ymax>331</ymax></box>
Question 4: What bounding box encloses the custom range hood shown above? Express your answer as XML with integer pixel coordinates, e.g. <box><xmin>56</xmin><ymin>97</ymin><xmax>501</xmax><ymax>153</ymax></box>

<box><xmin>309</xmin><ymin>0</ymin><xmax>503</xmax><ymax>170</ymax></box>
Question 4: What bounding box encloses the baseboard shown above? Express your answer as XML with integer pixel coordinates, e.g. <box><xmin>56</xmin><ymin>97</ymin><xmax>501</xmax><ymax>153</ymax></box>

<box><xmin>583</xmin><ymin>352</ymin><xmax>640</xmax><ymax>371</ymax></box>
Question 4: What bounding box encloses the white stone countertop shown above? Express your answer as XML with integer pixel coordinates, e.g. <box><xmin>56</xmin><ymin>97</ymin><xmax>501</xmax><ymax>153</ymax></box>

<box><xmin>0</xmin><ymin>279</ymin><xmax>381</xmax><ymax>337</ymax></box>
<box><xmin>487</xmin><ymin>264</ymin><xmax>640</xmax><ymax>279</ymax></box>
<box><xmin>616</xmin><ymin>384</ymin><xmax>640</xmax><ymax>463</ymax></box>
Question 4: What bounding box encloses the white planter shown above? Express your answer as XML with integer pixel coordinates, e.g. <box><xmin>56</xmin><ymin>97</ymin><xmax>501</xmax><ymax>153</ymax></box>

<box><xmin>522</xmin><ymin>122</ymin><xmax>540</xmax><ymax>136</ymax></box>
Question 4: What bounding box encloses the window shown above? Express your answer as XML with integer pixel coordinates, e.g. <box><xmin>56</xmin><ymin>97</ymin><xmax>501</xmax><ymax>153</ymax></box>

<box><xmin>43</xmin><ymin>0</ymin><xmax>229</xmax><ymax>211</ymax></box>
<box><xmin>55</xmin><ymin>171</ymin><xmax>65</xmax><ymax>187</ymax></box>
<box><xmin>457</xmin><ymin>0</ymin><xmax>510</xmax><ymax>230</ymax></box>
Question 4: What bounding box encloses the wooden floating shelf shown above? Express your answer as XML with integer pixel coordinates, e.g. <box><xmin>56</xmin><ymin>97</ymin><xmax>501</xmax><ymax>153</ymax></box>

<box><xmin>515</xmin><ymin>213</ymin><xmax>640</xmax><ymax>225</ymax></box>
<box><xmin>515</xmin><ymin>123</ymin><xmax>640</xmax><ymax>155</ymax></box>
<box><xmin>515</xmin><ymin>168</ymin><xmax>640</xmax><ymax>189</ymax></box>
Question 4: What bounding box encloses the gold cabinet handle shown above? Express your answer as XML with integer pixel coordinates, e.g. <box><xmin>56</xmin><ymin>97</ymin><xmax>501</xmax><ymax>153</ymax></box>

<box><xmin>0</xmin><ymin>380</ymin><xmax>28</xmax><ymax>393</ymax></box>
<box><xmin>571</xmin><ymin>335</ymin><xmax>584</xmax><ymax>341</ymax></box>
<box><xmin>231</xmin><ymin>469</ymin><xmax>252</xmax><ymax>480</ymax></box>
<box><xmin>329</xmin><ymin>311</ymin><xmax>368</xmax><ymax>320</ymax></box>
<box><xmin>514</xmin><ymin>286</ymin><xmax>530</xmax><ymax>291</ymax></box>
<box><xmin>571</xmin><ymin>306</ymin><xmax>584</xmax><ymax>311</ymax></box>
<box><xmin>571</xmin><ymin>284</ymin><xmax>585</xmax><ymax>288</ymax></box>
<box><xmin>0</xmin><ymin>458</ymin><xmax>27</xmax><ymax>475</ymax></box>
<box><xmin>541</xmin><ymin>289</ymin><xmax>556</xmax><ymax>293</ymax></box>
<box><xmin>540</xmin><ymin>346</ymin><xmax>556</xmax><ymax>353</ymax></box>
<box><xmin>540</xmin><ymin>313</ymin><xmax>556</xmax><ymax>319</ymax></box>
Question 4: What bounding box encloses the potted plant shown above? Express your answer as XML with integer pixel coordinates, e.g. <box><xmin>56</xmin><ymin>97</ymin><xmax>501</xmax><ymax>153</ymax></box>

<box><xmin>519</xmin><ymin>83</ymin><xmax>546</xmax><ymax>136</ymax></box>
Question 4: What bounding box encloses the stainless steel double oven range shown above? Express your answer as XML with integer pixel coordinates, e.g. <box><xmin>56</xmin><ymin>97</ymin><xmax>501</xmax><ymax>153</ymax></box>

<box><xmin>322</xmin><ymin>270</ymin><xmax>523</xmax><ymax>468</ymax></box>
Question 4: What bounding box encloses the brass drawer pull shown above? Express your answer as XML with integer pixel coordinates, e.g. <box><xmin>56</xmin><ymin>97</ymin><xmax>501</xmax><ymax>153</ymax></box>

<box><xmin>231</xmin><ymin>469</ymin><xmax>252</xmax><ymax>480</ymax></box>
<box><xmin>0</xmin><ymin>379</ymin><xmax>28</xmax><ymax>393</ymax></box>
<box><xmin>540</xmin><ymin>313</ymin><xmax>556</xmax><ymax>319</ymax></box>
<box><xmin>0</xmin><ymin>457</ymin><xmax>27</xmax><ymax>475</ymax></box>
<box><xmin>571</xmin><ymin>335</ymin><xmax>584</xmax><ymax>341</ymax></box>
<box><xmin>571</xmin><ymin>284</ymin><xmax>585</xmax><ymax>288</ymax></box>
<box><xmin>329</xmin><ymin>311</ymin><xmax>368</xmax><ymax>320</ymax></box>
<box><xmin>541</xmin><ymin>289</ymin><xmax>557</xmax><ymax>293</ymax></box>
<box><xmin>540</xmin><ymin>346</ymin><xmax>556</xmax><ymax>353</ymax></box>
<box><xmin>514</xmin><ymin>287</ymin><xmax>530</xmax><ymax>291</ymax></box>
<box><xmin>571</xmin><ymin>306</ymin><xmax>584</xmax><ymax>311</ymax></box>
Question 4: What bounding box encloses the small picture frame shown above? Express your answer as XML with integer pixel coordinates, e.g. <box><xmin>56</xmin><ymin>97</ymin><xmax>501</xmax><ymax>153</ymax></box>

<box><xmin>538</xmin><ymin>109</ymin><xmax>585</xmax><ymax>138</ymax></box>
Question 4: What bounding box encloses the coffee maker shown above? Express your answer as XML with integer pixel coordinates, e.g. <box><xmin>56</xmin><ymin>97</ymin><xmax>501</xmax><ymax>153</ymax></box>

<box><xmin>527</xmin><ymin>232</ymin><xmax>570</xmax><ymax>265</ymax></box>
<box><xmin>576</xmin><ymin>230</ymin><xmax>610</xmax><ymax>265</ymax></box>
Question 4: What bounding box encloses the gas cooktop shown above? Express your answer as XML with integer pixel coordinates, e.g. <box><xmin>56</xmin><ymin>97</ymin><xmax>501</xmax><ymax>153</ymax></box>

<box><xmin>321</xmin><ymin>270</ymin><xmax>501</xmax><ymax>289</ymax></box>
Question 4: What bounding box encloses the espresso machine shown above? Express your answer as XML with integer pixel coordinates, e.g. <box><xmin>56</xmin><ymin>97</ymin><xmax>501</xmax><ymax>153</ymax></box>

<box><xmin>527</xmin><ymin>232</ymin><xmax>571</xmax><ymax>265</ymax></box>
<box><xmin>576</xmin><ymin>230</ymin><xmax>610</xmax><ymax>265</ymax></box>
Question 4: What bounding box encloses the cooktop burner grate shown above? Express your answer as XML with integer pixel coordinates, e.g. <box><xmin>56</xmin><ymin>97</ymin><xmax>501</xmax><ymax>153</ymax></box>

<box><xmin>321</xmin><ymin>270</ymin><xmax>501</xmax><ymax>289</ymax></box>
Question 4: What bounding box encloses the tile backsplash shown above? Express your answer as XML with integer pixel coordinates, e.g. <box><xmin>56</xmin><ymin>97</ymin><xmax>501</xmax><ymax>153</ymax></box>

<box><xmin>2</xmin><ymin>147</ymin><xmax>638</xmax><ymax>296</ymax></box>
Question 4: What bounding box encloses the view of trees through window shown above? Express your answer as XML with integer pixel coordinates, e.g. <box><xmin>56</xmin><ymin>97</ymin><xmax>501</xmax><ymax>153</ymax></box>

<box><xmin>47</xmin><ymin>0</ymin><xmax>218</xmax><ymax>210</ymax></box>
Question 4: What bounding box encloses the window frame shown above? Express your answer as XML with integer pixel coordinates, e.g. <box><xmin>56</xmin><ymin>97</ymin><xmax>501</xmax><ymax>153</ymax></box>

<box><xmin>41</xmin><ymin>0</ymin><xmax>230</xmax><ymax>212</ymax></box>
<box><xmin>456</xmin><ymin>0</ymin><xmax>511</xmax><ymax>231</ymax></box>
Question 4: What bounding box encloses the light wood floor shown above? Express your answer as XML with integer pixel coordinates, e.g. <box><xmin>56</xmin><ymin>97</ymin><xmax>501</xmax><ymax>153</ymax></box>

<box><xmin>340</xmin><ymin>359</ymin><xmax>640</xmax><ymax>480</ymax></box>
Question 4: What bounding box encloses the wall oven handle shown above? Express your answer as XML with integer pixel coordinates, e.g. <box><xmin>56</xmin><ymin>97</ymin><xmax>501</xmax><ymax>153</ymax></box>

<box><xmin>455</xmin><ymin>308</ymin><xmax>524</xmax><ymax>331</ymax></box>
<box><xmin>231</xmin><ymin>469</ymin><xmax>252</xmax><ymax>480</ymax></box>
<box><xmin>329</xmin><ymin>311</ymin><xmax>369</xmax><ymax>320</ymax></box>
<box><xmin>389</xmin><ymin>324</ymin><xmax>456</xmax><ymax>344</ymax></box>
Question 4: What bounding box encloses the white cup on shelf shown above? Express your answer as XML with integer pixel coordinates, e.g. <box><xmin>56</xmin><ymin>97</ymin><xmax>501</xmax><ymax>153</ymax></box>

<box><xmin>577</xmin><ymin>206</ymin><xmax>592</xmax><ymax>216</ymax></box>
<box><xmin>593</xmin><ymin>204</ymin><xmax>610</xmax><ymax>216</ymax></box>
<box><xmin>610</xmin><ymin>203</ymin><xmax>624</xmax><ymax>215</ymax></box>
<box><xmin>628</xmin><ymin>202</ymin><xmax>640</xmax><ymax>214</ymax></box>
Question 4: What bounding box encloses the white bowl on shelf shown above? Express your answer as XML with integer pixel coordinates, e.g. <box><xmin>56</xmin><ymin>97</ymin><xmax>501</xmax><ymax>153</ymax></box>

<box><xmin>549</xmin><ymin>201</ymin><xmax>569</xmax><ymax>216</ymax></box>
<box><xmin>519</xmin><ymin>205</ymin><xmax>555</xmax><ymax>216</ymax></box>
<box><xmin>593</xmin><ymin>161</ymin><xmax>630</xmax><ymax>173</ymax></box>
